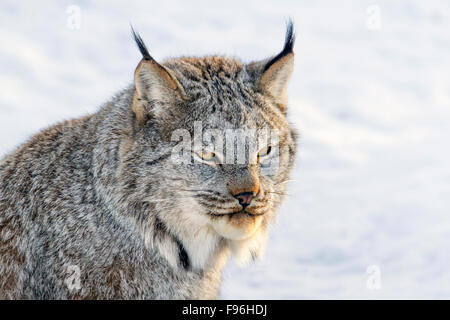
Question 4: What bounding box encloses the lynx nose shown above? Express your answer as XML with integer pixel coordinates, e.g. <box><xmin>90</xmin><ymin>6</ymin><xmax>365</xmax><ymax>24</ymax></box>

<box><xmin>233</xmin><ymin>192</ymin><xmax>255</xmax><ymax>208</ymax></box>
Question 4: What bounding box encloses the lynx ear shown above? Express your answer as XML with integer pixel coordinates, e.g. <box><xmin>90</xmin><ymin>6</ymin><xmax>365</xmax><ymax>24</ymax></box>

<box><xmin>131</xmin><ymin>28</ymin><xmax>185</xmax><ymax>125</ymax></box>
<box><xmin>249</xmin><ymin>21</ymin><xmax>295</xmax><ymax>113</ymax></box>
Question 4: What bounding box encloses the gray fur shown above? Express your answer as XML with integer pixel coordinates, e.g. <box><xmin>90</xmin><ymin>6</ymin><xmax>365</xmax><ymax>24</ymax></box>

<box><xmin>0</xmin><ymin>28</ymin><xmax>297</xmax><ymax>299</ymax></box>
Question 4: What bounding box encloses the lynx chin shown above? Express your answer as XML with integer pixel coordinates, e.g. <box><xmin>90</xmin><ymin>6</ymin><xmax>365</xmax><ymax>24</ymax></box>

<box><xmin>0</xmin><ymin>22</ymin><xmax>297</xmax><ymax>299</ymax></box>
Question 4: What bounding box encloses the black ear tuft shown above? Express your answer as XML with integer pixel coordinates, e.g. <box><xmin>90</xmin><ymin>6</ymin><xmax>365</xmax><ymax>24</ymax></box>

<box><xmin>263</xmin><ymin>19</ymin><xmax>296</xmax><ymax>72</ymax></box>
<box><xmin>131</xmin><ymin>25</ymin><xmax>152</xmax><ymax>61</ymax></box>
<box><xmin>283</xmin><ymin>19</ymin><xmax>296</xmax><ymax>55</ymax></box>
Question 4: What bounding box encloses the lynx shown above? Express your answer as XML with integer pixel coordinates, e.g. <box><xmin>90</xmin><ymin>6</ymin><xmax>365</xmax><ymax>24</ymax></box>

<box><xmin>0</xmin><ymin>22</ymin><xmax>297</xmax><ymax>299</ymax></box>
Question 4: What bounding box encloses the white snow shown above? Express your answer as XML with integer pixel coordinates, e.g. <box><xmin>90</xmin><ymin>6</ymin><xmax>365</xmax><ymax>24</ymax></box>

<box><xmin>1</xmin><ymin>0</ymin><xmax>449</xmax><ymax>299</ymax></box>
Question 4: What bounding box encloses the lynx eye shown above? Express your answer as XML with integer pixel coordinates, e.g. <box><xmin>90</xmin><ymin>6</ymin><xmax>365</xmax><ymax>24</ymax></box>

<box><xmin>257</xmin><ymin>145</ymin><xmax>272</xmax><ymax>159</ymax></box>
<box><xmin>197</xmin><ymin>151</ymin><xmax>216</xmax><ymax>161</ymax></box>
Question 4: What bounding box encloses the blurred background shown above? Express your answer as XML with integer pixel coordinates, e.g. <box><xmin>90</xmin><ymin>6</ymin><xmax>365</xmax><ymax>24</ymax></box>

<box><xmin>1</xmin><ymin>0</ymin><xmax>449</xmax><ymax>299</ymax></box>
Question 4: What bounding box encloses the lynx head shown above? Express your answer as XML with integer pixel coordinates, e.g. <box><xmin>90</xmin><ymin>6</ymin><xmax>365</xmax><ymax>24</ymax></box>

<box><xmin>118</xmin><ymin>23</ymin><xmax>297</xmax><ymax>267</ymax></box>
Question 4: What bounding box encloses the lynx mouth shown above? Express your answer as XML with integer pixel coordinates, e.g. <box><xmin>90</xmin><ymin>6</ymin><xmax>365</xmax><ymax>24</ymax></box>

<box><xmin>209</xmin><ymin>209</ymin><xmax>265</xmax><ymax>240</ymax></box>
<box><xmin>207</xmin><ymin>210</ymin><xmax>265</xmax><ymax>218</ymax></box>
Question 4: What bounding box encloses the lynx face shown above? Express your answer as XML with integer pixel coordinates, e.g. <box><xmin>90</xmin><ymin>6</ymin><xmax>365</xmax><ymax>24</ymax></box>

<box><xmin>166</xmin><ymin>89</ymin><xmax>297</xmax><ymax>241</ymax></box>
<box><xmin>119</xmin><ymin>24</ymin><xmax>296</xmax><ymax>266</ymax></box>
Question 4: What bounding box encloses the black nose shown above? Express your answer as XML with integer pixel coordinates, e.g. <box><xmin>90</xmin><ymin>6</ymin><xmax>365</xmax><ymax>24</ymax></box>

<box><xmin>233</xmin><ymin>192</ymin><xmax>255</xmax><ymax>208</ymax></box>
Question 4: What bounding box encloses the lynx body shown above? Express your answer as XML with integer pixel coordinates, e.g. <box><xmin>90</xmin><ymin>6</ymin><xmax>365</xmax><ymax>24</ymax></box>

<box><xmin>0</xmin><ymin>23</ymin><xmax>297</xmax><ymax>299</ymax></box>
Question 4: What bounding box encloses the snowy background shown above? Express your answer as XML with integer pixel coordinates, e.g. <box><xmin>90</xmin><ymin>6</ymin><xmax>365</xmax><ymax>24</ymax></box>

<box><xmin>1</xmin><ymin>0</ymin><xmax>449</xmax><ymax>299</ymax></box>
